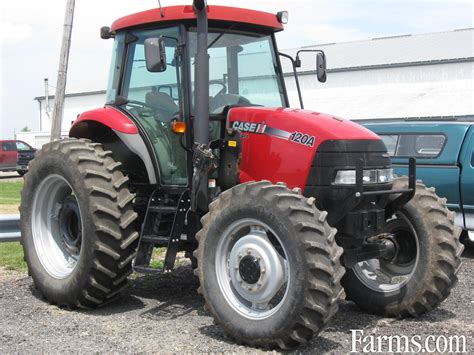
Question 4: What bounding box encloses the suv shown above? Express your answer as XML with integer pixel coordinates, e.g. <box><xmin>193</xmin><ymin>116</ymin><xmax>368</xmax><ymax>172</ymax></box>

<box><xmin>364</xmin><ymin>119</ymin><xmax>474</xmax><ymax>245</ymax></box>
<box><xmin>0</xmin><ymin>140</ymin><xmax>36</xmax><ymax>176</ymax></box>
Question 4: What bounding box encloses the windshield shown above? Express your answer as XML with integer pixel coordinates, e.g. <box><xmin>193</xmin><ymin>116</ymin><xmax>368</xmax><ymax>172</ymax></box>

<box><xmin>188</xmin><ymin>30</ymin><xmax>286</xmax><ymax>114</ymax></box>
<box><xmin>16</xmin><ymin>141</ymin><xmax>33</xmax><ymax>151</ymax></box>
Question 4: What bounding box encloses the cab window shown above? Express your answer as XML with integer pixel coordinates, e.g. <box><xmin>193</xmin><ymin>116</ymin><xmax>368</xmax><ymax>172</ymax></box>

<box><xmin>188</xmin><ymin>29</ymin><xmax>286</xmax><ymax>114</ymax></box>
<box><xmin>16</xmin><ymin>142</ymin><xmax>32</xmax><ymax>151</ymax></box>
<box><xmin>380</xmin><ymin>135</ymin><xmax>398</xmax><ymax>156</ymax></box>
<box><xmin>413</xmin><ymin>135</ymin><xmax>445</xmax><ymax>157</ymax></box>
<box><xmin>380</xmin><ymin>133</ymin><xmax>446</xmax><ymax>158</ymax></box>
<box><xmin>2</xmin><ymin>142</ymin><xmax>16</xmax><ymax>151</ymax></box>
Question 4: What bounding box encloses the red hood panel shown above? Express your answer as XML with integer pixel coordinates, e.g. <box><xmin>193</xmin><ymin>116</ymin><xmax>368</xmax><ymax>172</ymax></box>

<box><xmin>228</xmin><ymin>107</ymin><xmax>380</xmax><ymax>189</ymax></box>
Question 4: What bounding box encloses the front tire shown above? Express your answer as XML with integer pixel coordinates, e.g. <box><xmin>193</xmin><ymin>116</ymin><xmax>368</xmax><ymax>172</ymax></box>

<box><xmin>20</xmin><ymin>138</ymin><xmax>139</xmax><ymax>309</ymax></box>
<box><xmin>341</xmin><ymin>178</ymin><xmax>463</xmax><ymax>317</ymax></box>
<box><xmin>195</xmin><ymin>181</ymin><xmax>345</xmax><ymax>349</ymax></box>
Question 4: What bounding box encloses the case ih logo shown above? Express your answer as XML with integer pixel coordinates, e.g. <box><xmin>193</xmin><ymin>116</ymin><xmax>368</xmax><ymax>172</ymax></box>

<box><xmin>232</xmin><ymin>121</ymin><xmax>267</xmax><ymax>134</ymax></box>
<box><xmin>232</xmin><ymin>121</ymin><xmax>315</xmax><ymax>147</ymax></box>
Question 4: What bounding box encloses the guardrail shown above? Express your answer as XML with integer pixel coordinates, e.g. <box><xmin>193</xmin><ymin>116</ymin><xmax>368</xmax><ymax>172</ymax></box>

<box><xmin>0</xmin><ymin>214</ymin><xmax>21</xmax><ymax>242</ymax></box>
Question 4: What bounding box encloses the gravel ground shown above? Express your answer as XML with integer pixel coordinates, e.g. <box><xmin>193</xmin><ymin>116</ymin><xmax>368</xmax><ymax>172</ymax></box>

<box><xmin>1</xmin><ymin>248</ymin><xmax>473</xmax><ymax>353</ymax></box>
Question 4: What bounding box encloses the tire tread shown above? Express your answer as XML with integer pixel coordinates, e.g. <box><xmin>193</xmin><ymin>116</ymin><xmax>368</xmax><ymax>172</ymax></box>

<box><xmin>20</xmin><ymin>138</ymin><xmax>139</xmax><ymax>309</ymax></box>
<box><xmin>194</xmin><ymin>180</ymin><xmax>344</xmax><ymax>349</ymax></box>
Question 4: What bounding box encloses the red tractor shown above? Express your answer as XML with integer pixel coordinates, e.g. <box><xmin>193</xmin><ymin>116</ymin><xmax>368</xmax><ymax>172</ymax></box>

<box><xmin>20</xmin><ymin>1</ymin><xmax>463</xmax><ymax>349</ymax></box>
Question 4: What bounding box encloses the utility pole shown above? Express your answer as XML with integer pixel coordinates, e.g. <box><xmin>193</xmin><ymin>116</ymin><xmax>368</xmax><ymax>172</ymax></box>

<box><xmin>43</xmin><ymin>78</ymin><xmax>51</xmax><ymax>132</ymax></box>
<box><xmin>50</xmin><ymin>0</ymin><xmax>75</xmax><ymax>141</ymax></box>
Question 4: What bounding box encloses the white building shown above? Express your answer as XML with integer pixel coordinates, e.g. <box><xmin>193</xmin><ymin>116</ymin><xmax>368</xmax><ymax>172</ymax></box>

<box><xmin>19</xmin><ymin>29</ymin><xmax>474</xmax><ymax>148</ymax></box>
<box><xmin>24</xmin><ymin>90</ymin><xmax>107</xmax><ymax>148</ymax></box>
<box><xmin>283</xmin><ymin>28</ymin><xmax>474</xmax><ymax>120</ymax></box>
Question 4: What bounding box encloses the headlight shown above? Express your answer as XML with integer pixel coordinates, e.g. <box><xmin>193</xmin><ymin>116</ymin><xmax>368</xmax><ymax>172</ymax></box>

<box><xmin>334</xmin><ymin>168</ymin><xmax>394</xmax><ymax>185</ymax></box>
<box><xmin>277</xmin><ymin>11</ymin><xmax>289</xmax><ymax>24</ymax></box>
<box><xmin>377</xmin><ymin>168</ymin><xmax>394</xmax><ymax>183</ymax></box>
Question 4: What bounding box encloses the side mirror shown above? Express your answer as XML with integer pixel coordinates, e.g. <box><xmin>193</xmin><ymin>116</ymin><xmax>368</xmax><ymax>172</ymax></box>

<box><xmin>316</xmin><ymin>52</ymin><xmax>327</xmax><ymax>83</ymax></box>
<box><xmin>100</xmin><ymin>26</ymin><xmax>114</xmax><ymax>40</ymax></box>
<box><xmin>144</xmin><ymin>37</ymin><xmax>167</xmax><ymax>72</ymax></box>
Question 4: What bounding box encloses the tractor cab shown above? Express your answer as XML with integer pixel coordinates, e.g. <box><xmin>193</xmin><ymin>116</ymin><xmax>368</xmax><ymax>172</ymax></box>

<box><xmin>102</xmin><ymin>5</ymin><xmax>298</xmax><ymax>187</ymax></box>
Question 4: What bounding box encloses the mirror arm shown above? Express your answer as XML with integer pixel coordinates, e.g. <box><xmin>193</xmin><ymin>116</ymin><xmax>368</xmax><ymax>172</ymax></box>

<box><xmin>296</xmin><ymin>48</ymin><xmax>325</xmax><ymax>57</ymax></box>
<box><xmin>296</xmin><ymin>49</ymin><xmax>327</xmax><ymax>83</ymax></box>
<box><xmin>279</xmin><ymin>52</ymin><xmax>304</xmax><ymax>109</ymax></box>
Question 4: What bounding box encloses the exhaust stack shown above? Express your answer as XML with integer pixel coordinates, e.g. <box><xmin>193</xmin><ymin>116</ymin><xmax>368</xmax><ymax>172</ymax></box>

<box><xmin>193</xmin><ymin>0</ymin><xmax>209</xmax><ymax>145</ymax></box>
<box><xmin>191</xmin><ymin>0</ymin><xmax>216</xmax><ymax>212</ymax></box>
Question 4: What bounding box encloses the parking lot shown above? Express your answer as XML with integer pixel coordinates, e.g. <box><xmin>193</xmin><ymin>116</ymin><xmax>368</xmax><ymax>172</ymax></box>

<box><xmin>0</xmin><ymin>248</ymin><xmax>472</xmax><ymax>353</ymax></box>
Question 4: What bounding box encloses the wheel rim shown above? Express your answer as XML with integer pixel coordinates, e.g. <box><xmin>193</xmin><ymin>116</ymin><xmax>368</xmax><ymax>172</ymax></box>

<box><xmin>215</xmin><ymin>218</ymin><xmax>290</xmax><ymax>320</ymax></box>
<box><xmin>353</xmin><ymin>213</ymin><xmax>419</xmax><ymax>293</ymax></box>
<box><xmin>32</xmin><ymin>174</ymin><xmax>83</xmax><ymax>279</ymax></box>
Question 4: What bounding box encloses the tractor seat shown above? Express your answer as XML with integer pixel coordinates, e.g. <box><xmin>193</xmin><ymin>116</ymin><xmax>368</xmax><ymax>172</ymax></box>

<box><xmin>145</xmin><ymin>91</ymin><xmax>178</xmax><ymax>122</ymax></box>
<box><xmin>210</xmin><ymin>94</ymin><xmax>251</xmax><ymax>114</ymax></box>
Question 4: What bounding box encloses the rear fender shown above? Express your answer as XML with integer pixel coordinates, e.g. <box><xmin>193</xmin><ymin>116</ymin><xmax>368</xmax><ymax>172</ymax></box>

<box><xmin>70</xmin><ymin>107</ymin><xmax>157</xmax><ymax>184</ymax></box>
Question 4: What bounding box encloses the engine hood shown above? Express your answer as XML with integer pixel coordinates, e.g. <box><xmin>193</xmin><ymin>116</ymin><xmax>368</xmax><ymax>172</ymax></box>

<box><xmin>227</xmin><ymin>107</ymin><xmax>382</xmax><ymax>188</ymax></box>
<box><xmin>228</xmin><ymin>107</ymin><xmax>379</xmax><ymax>142</ymax></box>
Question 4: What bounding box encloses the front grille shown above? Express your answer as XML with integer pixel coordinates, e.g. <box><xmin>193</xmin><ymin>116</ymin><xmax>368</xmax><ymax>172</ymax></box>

<box><xmin>304</xmin><ymin>139</ymin><xmax>392</xmax><ymax>219</ymax></box>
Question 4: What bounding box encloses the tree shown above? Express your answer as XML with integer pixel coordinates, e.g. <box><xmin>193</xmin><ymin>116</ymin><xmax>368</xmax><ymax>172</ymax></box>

<box><xmin>21</xmin><ymin>126</ymin><xmax>31</xmax><ymax>132</ymax></box>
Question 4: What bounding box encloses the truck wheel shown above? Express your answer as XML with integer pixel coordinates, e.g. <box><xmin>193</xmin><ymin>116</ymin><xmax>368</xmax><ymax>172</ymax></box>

<box><xmin>20</xmin><ymin>138</ymin><xmax>139</xmax><ymax>309</ymax></box>
<box><xmin>342</xmin><ymin>177</ymin><xmax>463</xmax><ymax>317</ymax></box>
<box><xmin>194</xmin><ymin>181</ymin><xmax>344</xmax><ymax>349</ymax></box>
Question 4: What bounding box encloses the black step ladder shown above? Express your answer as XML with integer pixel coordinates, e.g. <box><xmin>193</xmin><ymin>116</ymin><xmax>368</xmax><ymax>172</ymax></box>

<box><xmin>134</xmin><ymin>190</ymin><xmax>190</xmax><ymax>274</ymax></box>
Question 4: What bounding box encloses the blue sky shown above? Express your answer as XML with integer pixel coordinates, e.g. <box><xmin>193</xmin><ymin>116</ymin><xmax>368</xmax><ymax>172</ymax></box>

<box><xmin>0</xmin><ymin>0</ymin><xmax>473</xmax><ymax>139</ymax></box>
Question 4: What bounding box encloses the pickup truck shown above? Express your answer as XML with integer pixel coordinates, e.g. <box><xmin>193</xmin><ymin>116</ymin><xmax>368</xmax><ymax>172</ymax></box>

<box><xmin>0</xmin><ymin>140</ymin><xmax>36</xmax><ymax>176</ymax></box>
<box><xmin>363</xmin><ymin>119</ymin><xmax>474</xmax><ymax>245</ymax></box>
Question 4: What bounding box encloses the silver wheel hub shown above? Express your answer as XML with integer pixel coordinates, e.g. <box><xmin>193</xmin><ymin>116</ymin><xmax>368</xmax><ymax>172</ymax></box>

<box><xmin>32</xmin><ymin>174</ymin><xmax>83</xmax><ymax>279</ymax></box>
<box><xmin>228</xmin><ymin>229</ymin><xmax>286</xmax><ymax>305</ymax></box>
<box><xmin>215</xmin><ymin>219</ymin><xmax>290</xmax><ymax>320</ymax></box>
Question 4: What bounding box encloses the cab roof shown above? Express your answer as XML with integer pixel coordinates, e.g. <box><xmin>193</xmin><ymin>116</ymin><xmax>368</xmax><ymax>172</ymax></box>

<box><xmin>110</xmin><ymin>5</ymin><xmax>284</xmax><ymax>33</ymax></box>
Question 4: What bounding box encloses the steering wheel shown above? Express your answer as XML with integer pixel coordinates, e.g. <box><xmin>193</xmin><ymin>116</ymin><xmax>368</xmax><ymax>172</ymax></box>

<box><xmin>126</xmin><ymin>99</ymin><xmax>158</xmax><ymax>110</ymax></box>
<box><xmin>126</xmin><ymin>99</ymin><xmax>178</xmax><ymax>123</ymax></box>
<box><xmin>209</xmin><ymin>80</ymin><xmax>227</xmax><ymax>97</ymax></box>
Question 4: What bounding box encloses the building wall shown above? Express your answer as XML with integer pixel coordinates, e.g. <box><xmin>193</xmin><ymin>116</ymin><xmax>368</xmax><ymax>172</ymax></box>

<box><xmin>38</xmin><ymin>93</ymin><xmax>107</xmax><ymax>133</ymax></box>
<box><xmin>16</xmin><ymin>131</ymin><xmax>69</xmax><ymax>148</ymax></box>
<box><xmin>285</xmin><ymin>61</ymin><xmax>474</xmax><ymax>119</ymax></box>
<box><xmin>19</xmin><ymin>93</ymin><xmax>107</xmax><ymax>148</ymax></box>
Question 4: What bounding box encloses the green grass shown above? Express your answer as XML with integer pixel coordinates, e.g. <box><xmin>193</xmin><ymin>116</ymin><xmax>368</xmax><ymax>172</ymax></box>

<box><xmin>0</xmin><ymin>183</ymin><xmax>26</xmax><ymax>271</ymax></box>
<box><xmin>150</xmin><ymin>248</ymin><xmax>166</xmax><ymax>269</ymax></box>
<box><xmin>0</xmin><ymin>242</ymin><xmax>27</xmax><ymax>271</ymax></box>
<box><xmin>0</xmin><ymin>181</ymin><xmax>23</xmax><ymax>205</ymax></box>
<box><xmin>150</xmin><ymin>260</ymin><xmax>164</xmax><ymax>269</ymax></box>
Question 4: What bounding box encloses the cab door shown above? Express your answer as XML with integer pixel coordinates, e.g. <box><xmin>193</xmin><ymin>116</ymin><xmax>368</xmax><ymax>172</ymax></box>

<box><xmin>0</xmin><ymin>142</ymin><xmax>17</xmax><ymax>169</ymax></box>
<box><xmin>120</xmin><ymin>26</ymin><xmax>188</xmax><ymax>186</ymax></box>
<box><xmin>460</xmin><ymin>126</ymin><xmax>474</xmax><ymax>230</ymax></box>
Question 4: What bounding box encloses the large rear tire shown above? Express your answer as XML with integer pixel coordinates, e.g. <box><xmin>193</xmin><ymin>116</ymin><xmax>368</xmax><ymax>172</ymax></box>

<box><xmin>20</xmin><ymin>138</ymin><xmax>139</xmax><ymax>309</ymax></box>
<box><xmin>341</xmin><ymin>177</ymin><xmax>463</xmax><ymax>317</ymax></box>
<box><xmin>195</xmin><ymin>181</ymin><xmax>345</xmax><ymax>349</ymax></box>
